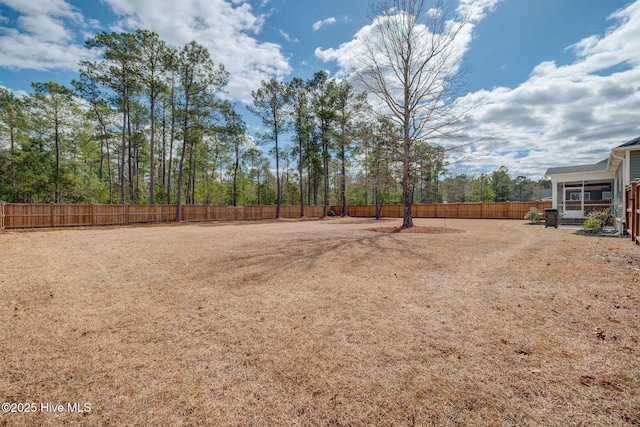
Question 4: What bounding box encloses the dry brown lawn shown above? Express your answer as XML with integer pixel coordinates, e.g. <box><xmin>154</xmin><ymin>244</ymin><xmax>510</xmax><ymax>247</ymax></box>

<box><xmin>1</xmin><ymin>218</ymin><xmax>639</xmax><ymax>426</ymax></box>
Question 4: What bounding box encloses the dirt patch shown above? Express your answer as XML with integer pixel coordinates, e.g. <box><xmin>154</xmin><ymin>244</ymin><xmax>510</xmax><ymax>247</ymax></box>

<box><xmin>367</xmin><ymin>225</ymin><xmax>466</xmax><ymax>234</ymax></box>
<box><xmin>1</xmin><ymin>218</ymin><xmax>639</xmax><ymax>426</ymax></box>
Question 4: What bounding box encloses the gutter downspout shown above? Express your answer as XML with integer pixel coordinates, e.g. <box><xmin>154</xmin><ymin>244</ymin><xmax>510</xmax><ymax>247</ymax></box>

<box><xmin>611</xmin><ymin>149</ymin><xmax>625</xmax><ymax>233</ymax></box>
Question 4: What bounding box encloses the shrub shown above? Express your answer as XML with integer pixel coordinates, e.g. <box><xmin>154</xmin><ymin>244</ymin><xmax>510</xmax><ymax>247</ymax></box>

<box><xmin>587</xmin><ymin>209</ymin><xmax>613</xmax><ymax>227</ymax></box>
<box><xmin>582</xmin><ymin>216</ymin><xmax>603</xmax><ymax>233</ymax></box>
<box><xmin>524</xmin><ymin>207</ymin><xmax>540</xmax><ymax>222</ymax></box>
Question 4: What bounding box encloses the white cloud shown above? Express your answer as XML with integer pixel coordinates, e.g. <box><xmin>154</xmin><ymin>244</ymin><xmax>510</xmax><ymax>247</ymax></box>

<box><xmin>312</xmin><ymin>17</ymin><xmax>337</xmax><ymax>31</ymax></box>
<box><xmin>0</xmin><ymin>0</ymin><xmax>291</xmax><ymax>103</ymax></box>
<box><xmin>316</xmin><ymin>0</ymin><xmax>500</xmax><ymax>79</ymax></box>
<box><xmin>0</xmin><ymin>0</ymin><xmax>98</xmax><ymax>71</ymax></box>
<box><xmin>454</xmin><ymin>0</ymin><xmax>640</xmax><ymax>177</ymax></box>
<box><xmin>316</xmin><ymin>0</ymin><xmax>640</xmax><ymax>178</ymax></box>
<box><xmin>277</xmin><ymin>28</ymin><xmax>298</xmax><ymax>43</ymax></box>
<box><xmin>457</xmin><ymin>0</ymin><xmax>502</xmax><ymax>22</ymax></box>
<box><xmin>315</xmin><ymin>1</ymin><xmax>497</xmax><ymax>135</ymax></box>
<box><xmin>103</xmin><ymin>0</ymin><xmax>291</xmax><ymax>103</ymax></box>
<box><xmin>314</xmin><ymin>24</ymin><xmax>369</xmax><ymax>75</ymax></box>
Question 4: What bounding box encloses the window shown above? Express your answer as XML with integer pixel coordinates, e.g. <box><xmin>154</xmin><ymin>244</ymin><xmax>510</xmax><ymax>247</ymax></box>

<box><xmin>569</xmin><ymin>192</ymin><xmax>581</xmax><ymax>201</ymax></box>
<box><xmin>602</xmin><ymin>191</ymin><xmax>612</xmax><ymax>200</ymax></box>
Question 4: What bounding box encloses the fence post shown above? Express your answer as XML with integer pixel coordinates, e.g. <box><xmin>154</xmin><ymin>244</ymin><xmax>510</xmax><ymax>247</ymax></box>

<box><xmin>636</xmin><ymin>182</ymin><xmax>640</xmax><ymax>244</ymax></box>
<box><xmin>630</xmin><ymin>182</ymin><xmax>636</xmax><ymax>243</ymax></box>
<box><xmin>0</xmin><ymin>201</ymin><xmax>4</xmax><ymax>230</ymax></box>
<box><xmin>631</xmin><ymin>181</ymin><xmax>640</xmax><ymax>244</ymax></box>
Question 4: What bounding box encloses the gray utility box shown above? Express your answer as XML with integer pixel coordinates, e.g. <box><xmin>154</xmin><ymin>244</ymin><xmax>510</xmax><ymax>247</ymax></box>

<box><xmin>545</xmin><ymin>209</ymin><xmax>558</xmax><ymax>228</ymax></box>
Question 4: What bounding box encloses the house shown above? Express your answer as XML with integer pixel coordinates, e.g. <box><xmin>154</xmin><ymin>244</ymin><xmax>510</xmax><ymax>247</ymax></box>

<box><xmin>545</xmin><ymin>136</ymin><xmax>640</xmax><ymax>231</ymax></box>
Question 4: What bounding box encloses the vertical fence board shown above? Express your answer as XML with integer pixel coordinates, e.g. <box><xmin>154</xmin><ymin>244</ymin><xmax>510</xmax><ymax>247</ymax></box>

<box><xmin>626</xmin><ymin>184</ymin><xmax>632</xmax><ymax>242</ymax></box>
<box><xmin>636</xmin><ymin>182</ymin><xmax>640</xmax><ymax>245</ymax></box>
<box><xmin>624</xmin><ymin>185</ymin><xmax>635</xmax><ymax>244</ymax></box>
<box><xmin>625</xmin><ymin>182</ymin><xmax>638</xmax><ymax>242</ymax></box>
<box><xmin>632</xmin><ymin>181</ymin><xmax>639</xmax><ymax>245</ymax></box>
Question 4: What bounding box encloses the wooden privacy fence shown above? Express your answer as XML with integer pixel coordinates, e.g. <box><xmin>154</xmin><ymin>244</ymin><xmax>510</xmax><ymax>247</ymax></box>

<box><xmin>337</xmin><ymin>201</ymin><xmax>551</xmax><ymax>220</ymax></box>
<box><xmin>0</xmin><ymin>201</ymin><xmax>549</xmax><ymax>230</ymax></box>
<box><xmin>0</xmin><ymin>202</ymin><xmax>327</xmax><ymax>230</ymax></box>
<box><xmin>626</xmin><ymin>181</ymin><xmax>640</xmax><ymax>245</ymax></box>
<box><xmin>1</xmin><ymin>203</ymin><xmax>177</xmax><ymax>229</ymax></box>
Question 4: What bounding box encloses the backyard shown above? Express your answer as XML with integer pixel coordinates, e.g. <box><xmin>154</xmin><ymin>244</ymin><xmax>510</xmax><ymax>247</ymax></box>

<box><xmin>0</xmin><ymin>218</ymin><xmax>638</xmax><ymax>426</ymax></box>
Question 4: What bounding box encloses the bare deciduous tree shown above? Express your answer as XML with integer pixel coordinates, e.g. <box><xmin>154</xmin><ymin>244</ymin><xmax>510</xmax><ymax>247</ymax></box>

<box><xmin>356</xmin><ymin>0</ymin><xmax>471</xmax><ymax>227</ymax></box>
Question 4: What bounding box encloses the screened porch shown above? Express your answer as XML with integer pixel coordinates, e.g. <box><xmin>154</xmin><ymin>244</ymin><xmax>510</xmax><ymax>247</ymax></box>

<box><xmin>556</xmin><ymin>181</ymin><xmax>614</xmax><ymax>219</ymax></box>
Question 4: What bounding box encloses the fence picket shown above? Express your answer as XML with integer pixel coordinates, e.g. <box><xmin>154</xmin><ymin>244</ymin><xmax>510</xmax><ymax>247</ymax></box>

<box><xmin>632</xmin><ymin>181</ymin><xmax>640</xmax><ymax>245</ymax></box>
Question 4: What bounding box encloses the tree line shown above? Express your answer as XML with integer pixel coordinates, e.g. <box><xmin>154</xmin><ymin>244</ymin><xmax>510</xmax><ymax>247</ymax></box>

<box><xmin>0</xmin><ymin>29</ymin><xmax>439</xmax><ymax>216</ymax></box>
<box><xmin>0</xmin><ymin>30</ymin><xmax>232</xmax><ymax>217</ymax></box>
<box><xmin>0</xmin><ymin>12</ymin><xmax>548</xmax><ymax>221</ymax></box>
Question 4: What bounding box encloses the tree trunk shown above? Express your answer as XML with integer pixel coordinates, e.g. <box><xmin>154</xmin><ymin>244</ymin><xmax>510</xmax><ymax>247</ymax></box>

<box><xmin>127</xmin><ymin>109</ymin><xmax>135</xmax><ymax>203</ymax></box>
<box><xmin>10</xmin><ymin>112</ymin><xmax>16</xmax><ymax>199</ymax></box>
<box><xmin>257</xmin><ymin>171</ymin><xmax>261</xmax><ymax>206</ymax></box>
<box><xmin>176</xmin><ymin>139</ymin><xmax>187</xmax><ymax>220</ymax></box>
<box><xmin>233</xmin><ymin>144</ymin><xmax>239</xmax><ymax>206</ymax></box>
<box><xmin>100</xmin><ymin>121</ymin><xmax>113</xmax><ymax>204</ymax></box>
<box><xmin>307</xmin><ymin>161</ymin><xmax>312</xmax><ymax>206</ymax></box>
<box><xmin>176</xmin><ymin>93</ymin><xmax>189</xmax><ymax>221</ymax></box>
<box><xmin>54</xmin><ymin>118</ymin><xmax>60</xmax><ymax>203</ymax></box>
<box><xmin>298</xmin><ymin>136</ymin><xmax>304</xmax><ymax>217</ymax></box>
<box><xmin>402</xmin><ymin>52</ymin><xmax>413</xmax><ymax>228</ymax></box>
<box><xmin>313</xmin><ymin>173</ymin><xmax>319</xmax><ymax>206</ymax></box>
<box><xmin>149</xmin><ymin>96</ymin><xmax>156</xmax><ymax>204</ymax></box>
<box><xmin>98</xmin><ymin>130</ymin><xmax>104</xmax><ymax>181</ymax></box>
<box><xmin>186</xmin><ymin>141</ymin><xmax>194</xmax><ymax>205</ymax></box>
<box><xmin>133</xmin><ymin>138</ymin><xmax>140</xmax><ymax>203</ymax></box>
<box><xmin>275</xmin><ymin>128</ymin><xmax>281</xmax><ymax>219</ymax></box>
<box><xmin>340</xmin><ymin>141</ymin><xmax>347</xmax><ymax>217</ymax></box>
<box><xmin>402</xmin><ymin>140</ymin><xmax>413</xmax><ymax>228</ymax></box>
<box><xmin>187</xmin><ymin>137</ymin><xmax>198</xmax><ymax>205</ymax></box>
<box><xmin>402</xmin><ymin>184</ymin><xmax>413</xmax><ymax>227</ymax></box>
<box><xmin>375</xmin><ymin>191</ymin><xmax>384</xmax><ymax>220</ymax></box>
<box><xmin>322</xmin><ymin>125</ymin><xmax>329</xmax><ymax>217</ymax></box>
<box><xmin>160</xmin><ymin>108</ymin><xmax>166</xmax><ymax>195</ymax></box>
<box><xmin>167</xmin><ymin>86</ymin><xmax>175</xmax><ymax>205</ymax></box>
<box><xmin>120</xmin><ymin>80</ymin><xmax>127</xmax><ymax>204</ymax></box>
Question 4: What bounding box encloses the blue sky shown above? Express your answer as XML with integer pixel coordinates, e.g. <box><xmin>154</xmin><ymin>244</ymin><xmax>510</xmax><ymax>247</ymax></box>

<box><xmin>0</xmin><ymin>0</ymin><xmax>639</xmax><ymax>179</ymax></box>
